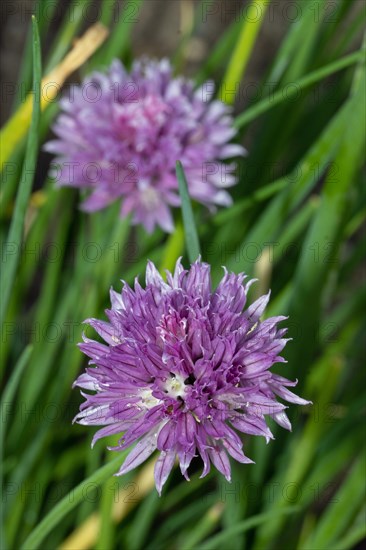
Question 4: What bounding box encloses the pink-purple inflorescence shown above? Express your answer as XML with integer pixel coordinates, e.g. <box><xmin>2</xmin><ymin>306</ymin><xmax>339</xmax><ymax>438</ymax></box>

<box><xmin>73</xmin><ymin>259</ymin><xmax>310</xmax><ymax>495</ymax></box>
<box><xmin>45</xmin><ymin>58</ymin><xmax>245</xmax><ymax>233</ymax></box>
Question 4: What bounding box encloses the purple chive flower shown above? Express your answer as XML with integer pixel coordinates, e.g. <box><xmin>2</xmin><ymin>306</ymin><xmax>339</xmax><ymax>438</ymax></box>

<box><xmin>73</xmin><ymin>259</ymin><xmax>310</xmax><ymax>495</ymax></box>
<box><xmin>44</xmin><ymin>58</ymin><xmax>245</xmax><ymax>233</ymax></box>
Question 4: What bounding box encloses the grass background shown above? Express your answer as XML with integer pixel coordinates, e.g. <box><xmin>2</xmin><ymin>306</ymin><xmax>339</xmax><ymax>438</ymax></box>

<box><xmin>1</xmin><ymin>1</ymin><xmax>365</xmax><ymax>549</ymax></box>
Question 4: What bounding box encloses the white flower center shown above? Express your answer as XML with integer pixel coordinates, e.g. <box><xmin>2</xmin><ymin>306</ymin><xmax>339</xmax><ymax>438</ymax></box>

<box><xmin>164</xmin><ymin>374</ymin><xmax>187</xmax><ymax>399</ymax></box>
<box><xmin>139</xmin><ymin>388</ymin><xmax>162</xmax><ymax>409</ymax></box>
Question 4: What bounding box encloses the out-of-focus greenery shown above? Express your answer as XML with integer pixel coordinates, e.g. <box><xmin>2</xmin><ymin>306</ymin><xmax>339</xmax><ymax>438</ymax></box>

<box><xmin>1</xmin><ymin>1</ymin><xmax>365</xmax><ymax>549</ymax></box>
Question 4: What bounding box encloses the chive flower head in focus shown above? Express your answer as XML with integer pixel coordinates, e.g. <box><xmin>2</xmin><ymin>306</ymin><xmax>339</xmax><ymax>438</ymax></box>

<box><xmin>73</xmin><ymin>259</ymin><xmax>311</xmax><ymax>494</ymax></box>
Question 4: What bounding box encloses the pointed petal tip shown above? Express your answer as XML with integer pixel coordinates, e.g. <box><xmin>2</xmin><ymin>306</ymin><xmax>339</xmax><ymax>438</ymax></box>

<box><xmin>91</xmin><ymin>434</ymin><xmax>99</xmax><ymax>448</ymax></box>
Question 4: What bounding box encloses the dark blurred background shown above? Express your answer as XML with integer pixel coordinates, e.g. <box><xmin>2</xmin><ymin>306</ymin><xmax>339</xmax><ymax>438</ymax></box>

<box><xmin>1</xmin><ymin>0</ymin><xmax>363</xmax><ymax>126</ymax></box>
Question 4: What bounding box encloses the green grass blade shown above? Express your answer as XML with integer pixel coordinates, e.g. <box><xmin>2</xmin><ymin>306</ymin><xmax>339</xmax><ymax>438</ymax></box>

<box><xmin>213</xmin><ymin>178</ymin><xmax>288</xmax><ymax>226</ymax></box>
<box><xmin>225</xmin><ymin>94</ymin><xmax>354</xmax><ymax>275</ymax></box>
<box><xmin>271</xmin><ymin>197</ymin><xmax>319</xmax><ymax>265</ymax></box>
<box><xmin>126</xmin><ymin>490</ymin><xmax>161</xmax><ymax>550</ymax></box>
<box><xmin>333</xmin><ymin>7</ymin><xmax>366</xmax><ymax>58</ymax></box>
<box><xmin>179</xmin><ymin>503</ymin><xmax>223</xmax><ymax>549</ymax></box>
<box><xmin>20</xmin><ymin>452</ymin><xmax>129</xmax><ymax>550</ymax></box>
<box><xmin>265</xmin><ymin>0</ymin><xmax>325</xmax><ymax>84</ymax></box>
<box><xmin>160</xmin><ymin>472</ymin><xmax>212</xmax><ymax>512</ymax></box>
<box><xmin>0</xmin><ymin>17</ymin><xmax>41</xmax><ymax>327</ymax></box>
<box><xmin>282</xmin><ymin>0</ymin><xmax>325</xmax><ymax>82</ymax></box>
<box><xmin>0</xmin><ymin>102</ymin><xmax>59</xmax><ymax>215</ymax></box>
<box><xmin>252</xmin><ymin>0</ymin><xmax>327</xmax><ymax>170</ymax></box>
<box><xmin>0</xmin><ymin>345</ymin><xmax>33</xmax><ymax>440</ymax></box>
<box><xmin>176</xmin><ymin>161</ymin><xmax>201</xmax><ymax>263</ymax></box>
<box><xmin>219</xmin><ymin>0</ymin><xmax>268</xmax><ymax>104</ymax></box>
<box><xmin>18</xmin><ymin>194</ymin><xmax>73</xmax><ymax>410</ymax></box>
<box><xmin>195</xmin><ymin>19</ymin><xmax>242</xmax><ymax>86</ymax></box>
<box><xmin>44</xmin><ymin>0</ymin><xmax>92</xmax><ymax>72</ymax></box>
<box><xmin>199</xmin><ymin>507</ymin><xmax>299</xmax><ymax>550</ymax></box>
<box><xmin>301</xmin><ymin>431</ymin><xmax>362</xmax><ymax>509</ymax></box>
<box><xmin>11</xmin><ymin>0</ymin><xmax>59</xmax><ymax>110</ymax></box>
<box><xmin>267</xmin><ymin>0</ymin><xmax>319</xmax><ymax>83</ymax></box>
<box><xmin>147</xmin><ymin>496</ymin><xmax>216</xmax><ymax>549</ymax></box>
<box><xmin>331</xmin><ymin>519</ymin><xmax>366</xmax><ymax>550</ymax></box>
<box><xmin>301</xmin><ymin>455</ymin><xmax>366</xmax><ymax>549</ymax></box>
<box><xmin>0</xmin><ymin>345</ymin><xmax>33</xmax><ymax>550</ymax></box>
<box><xmin>316</xmin><ymin>0</ymin><xmax>359</xmax><ymax>62</ymax></box>
<box><xmin>235</xmin><ymin>50</ymin><xmax>364</xmax><ymax>129</ymax></box>
<box><xmin>285</xmin><ymin>53</ymin><xmax>366</xmax><ymax>378</ymax></box>
<box><xmin>99</xmin><ymin>0</ymin><xmax>117</xmax><ymax>26</ymax></box>
<box><xmin>95</xmin><ymin>0</ymin><xmax>144</xmax><ymax>66</ymax></box>
<box><xmin>160</xmin><ymin>220</ymin><xmax>185</xmax><ymax>272</ymax></box>
<box><xmin>253</xmin><ymin>319</ymin><xmax>361</xmax><ymax>549</ymax></box>
<box><xmin>96</xmin><ymin>463</ymin><xmax>117</xmax><ymax>550</ymax></box>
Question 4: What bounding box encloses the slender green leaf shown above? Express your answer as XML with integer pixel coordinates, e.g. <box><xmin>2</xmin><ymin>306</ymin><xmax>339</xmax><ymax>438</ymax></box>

<box><xmin>235</xmin><ymin>50</ymin><xmax>364</xmax><ymax>129</ymax></box>
<box><xmin>11</xmin><ymin>0</ymin><xmax>59</xmax><ymax>110</ymax></box>
<box><xmin>285</xmin><ymin>53</ymin><xmax>366</xmax><ymax>378</ymax></box>
<box><xmin>20</xmin><ymin>452</ymin><xmax>128</xmax><ymax>550</ymax></box>
<box><xmin>225</xmin><ymin>92</ymin><xmax>354</xmax><ymax>275</ymax></box>
<box><xmin>176</xmin><ymin>161</ymin><xmax>201</xmax><ymax>263</ymax></box>
<box><xmin>272</xmin><ymin>197</ymin><xmax>319</xmax><ymax>265</ymax></box>
<box><xmin>148</xmin><ymin>496</ymin><xmax>216</xmax><ymax>549</ymax></box>
<box><xmin>199</xmin><ymin>507</ymin><xmax>299</xmax><ymax>550</ymax></box>
<box><xmin>331</xmin><ymin>519</ymin><xmax>366</xmax><ymax>550</ymax></box>
<box><xmin>160</xmin><ymin>472</ymin><xmax>212</xmax><ymax>512</ymax></box>
<box><xmin>0</xmin><ymin>17</ymin><xmax>41</xmax><ymax>326</ymax></box>
<box><xmin>126</xmin><ymin>490</ymin><xmax>161</xmax><ymax>550</ymax></box>
<box><xmin>96</xmin><ymin>468</ymin><xmax>115</xmax><ymax>550</ymax></box>
<box><xmin>180</xmin><ymin>503</ymin><xmax>223</xmax><ymax>549</ymax></box>
<box><xmin>219</xmin><ymin>0</ymin><xmax>268</xmax><ymax>104</ymax></box>
<box><xmin>0</xmin><ymin>345</ymin><xmax>33</xmax><ymax>550</ymax></box>
<box><xmin>195</xmin><ymin>19</ymin><xmax>242</xmax><ymax>86</ymax></box>
<box><xmin>213</xmin><ymin>176</ymin><xmax>288</xmax><ymax>226</ymax></box>
<box><xmin>44</xmin><ymin>0</ymin><xmax>92</xmax><ymax>72</ymax></box>
<box><xmin>265</xmin><ymin>0</ymin><xmax>325</xmax><ymax>84</ymax></box>
<box><xmin>160</xmin><ymin>220</ymin><xmax>185</xmax><ymax>273</ymax></box>
<box><xmin>95</xmin><ymin>0</ymin><xmax>144</xmax><ymax>66</ymax></box>
<box><xmin>253</xmin><ymin>320</ymin><xmax>360</xmax><ymax>549</ymax></box>
<box><xmin>301</xmin><ymin>455</ymin><xmax>366</xmax><ymax>549</ymax></box>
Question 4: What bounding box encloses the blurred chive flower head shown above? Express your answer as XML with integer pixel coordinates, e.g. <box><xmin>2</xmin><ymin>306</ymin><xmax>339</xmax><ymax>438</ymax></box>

<box><xmin>45</xmin><ymin>58</ymin><xmax>245</xmax><ymax>233</ymax></box>
<box><xmin>73</xmin><ymin>259</ymin><xmax>310</xmax><ymax>495</ymax></box>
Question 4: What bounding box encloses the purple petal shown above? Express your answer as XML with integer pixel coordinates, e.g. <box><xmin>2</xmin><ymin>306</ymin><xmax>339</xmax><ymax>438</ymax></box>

<box><xmin>245</xmin><ymin>292</ymin><xmax>271</xmax><ymax>323</ymax></box>
<box><xmin>270</xmin><ymin>382</ymin><xmax>312</xmax><ymax>406</ymax></box>
<box><xmin>157</xmin><ymin>421</ymin><xmax>177</xmax><ymax>451</ymax></box>
<box><xmin>222</xmin><ymin>439</ymin><xmax>254</xmax><ymax>464</ymax></box>
<box><xmin>208</xmin><ymin>445</ymin><xmax>231</xmax><ymax>481</ymax></box>
<box><xmin>154</xmin><ymin>450</ymin><xmax>176</xmax><ymax>495</ymax></box>
<box><xmin>117</xmin><ymin>429</ymin><xmax>158</xmax><ymax>475</ymax></box>
<box><xmin>271</xmin><ymin>411</ymin><xmax>292</xmax><ymax>431</ymax></box>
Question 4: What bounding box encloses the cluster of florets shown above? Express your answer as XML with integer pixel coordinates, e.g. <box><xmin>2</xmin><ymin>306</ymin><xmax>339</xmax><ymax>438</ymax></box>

<box><xmin>74</xmin><ymin>260</ymin><xmax>310</xmax><ymax>494</ymax></box>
